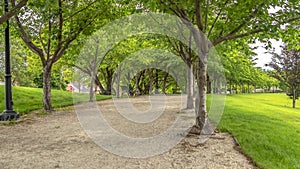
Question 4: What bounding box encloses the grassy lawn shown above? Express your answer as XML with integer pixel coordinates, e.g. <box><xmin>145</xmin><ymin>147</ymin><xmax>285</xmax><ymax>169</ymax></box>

<box><xmin>218</xmin><ymin>93</ymin><xmax>300</xmax><ymax>169</ymax></box>
<box><xmin>0</xmin><ymin>85</ymin><xmax>111</xmax><ymax>114</ymax></box>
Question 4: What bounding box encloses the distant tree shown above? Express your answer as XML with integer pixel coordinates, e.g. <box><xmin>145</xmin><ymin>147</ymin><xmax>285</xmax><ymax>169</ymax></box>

<box><xmin>269</xmin><ymin>45</ymin><xmax>300</xmax><ymax>108</ymax></box>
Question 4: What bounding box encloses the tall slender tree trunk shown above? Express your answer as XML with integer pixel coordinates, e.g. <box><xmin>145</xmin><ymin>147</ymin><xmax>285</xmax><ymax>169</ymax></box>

<box><xmin>149</xmin><ymin>69</ymin><xmax>153</xmax><ymax>95</ymax></box>
<box><xmin>95</xmin><ymin>75</ymin><xmax>106</xmax><ymax>94</ymax></box>
<box><xmin>195</xmin><ymin>59</ymin><xmax>207</xmax><ymax>130</ymax></box>
<box><xmin>229</xmin><ymin>81</ymin><xmax>232</xmax><ymax>94</ymax></box>
<box><xmin>186</xmin><ymin>65</ymin><xmax>194</xmax><ymax>108</ymax></box>
<box><xmin>115</xmin><ymin>67</ymin><xmax>121</xmax><ymax>98</ymax></box>
<box><xmin>155</xmin><ymin>69</ymin><xmax>159</xmax><ymax>94</ymax></box>
<box><xmin>135</xmin><ymin>72</ymin><xmax>141</xmax><ymax>96</ymax></box>
<box><xmin>89</xmin><ymin>71</ymin><xmax>95</xmax><ymax>102</ymax></box>
<box><xmin>78</xmin><ymin>81</ymin><xmax>81</xmax><ymax>93</ymax></box>
<box><xmin>191</xmin><ymin>30</ymin><xmax>209</xmax><ymax>132</ymax></box>
<box><xmin>162</xmin><ymin>72</ymin><xmax>168</xmax><ymax>94</ymax></box>
<box><xmin>293</xmin><ymin>88</ymin><xmax>296</xmax><ymax>108</ymax></box>
<box><xmin>43</xmin><ymin>63</ymin><xmax>53</xmax><ymax>111</ymax></box>
<box><xmin>247</xmin><ymin>83</ymin><xmax>250</xmax><ymax>93</ymax></box>
<box><xmin>207</xmin><ymin>75</ymin><xmax>212</xmax><ymax>94</ymax></box>
<box><xmin>105</xmin><ymin>68</ymin><xmax>113</xmax><ymax>95</ymax></box>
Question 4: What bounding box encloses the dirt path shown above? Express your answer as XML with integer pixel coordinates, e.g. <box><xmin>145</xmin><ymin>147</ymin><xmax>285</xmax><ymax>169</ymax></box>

<box><xmin>0</xmin><ymin>96</ymin><xmax>257</xmax><ymax>169</ymax></box>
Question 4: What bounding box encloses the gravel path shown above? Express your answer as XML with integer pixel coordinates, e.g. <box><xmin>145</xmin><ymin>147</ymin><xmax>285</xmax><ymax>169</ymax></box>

<box><xmin>0</xmin><ymin>96</ymin><xmax>257</xmax><ymax>169</ymax></box>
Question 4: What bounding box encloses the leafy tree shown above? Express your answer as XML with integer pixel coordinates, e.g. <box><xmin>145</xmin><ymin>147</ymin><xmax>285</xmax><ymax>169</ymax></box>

<box><xmin>12</xmin><ymin>0</ymin><xmax>116</xmax><ymax>111</ymax></box>
<box><xmin>141</xmin><ymin>0</ymin><xmax>300</xmax><ymax>131</ymax></box>
<box><xmin>269</xmin><ymin>45</ymin><xmax>300</xmax><ymax>108</ymax></box>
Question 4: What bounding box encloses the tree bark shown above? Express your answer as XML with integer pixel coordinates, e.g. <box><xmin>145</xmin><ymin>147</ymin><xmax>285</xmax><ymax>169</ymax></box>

<box><xmin>43</xmin><ymin>63</ymin><xmax>52</xmax><ymax>111</ymax></box>
<box><xmin>95</xmin><ymin>75</ymin><xmax>106</xmax><ymax>94</ymax></box>
<box><xmin>247</xmin><ymin>83</ymin><xmax>250</xmax><ymax>93</ymax></box>
<box><xmin>155</xmin><ymin>69</ymin><xmax>159</xmax><ymax>94</ymax></box>
<box><xmin>207</xmin><ymin>75</ymin><xmax>212</xmax><ymax>94</ymax></box>
<box><xmin>78</xmin><ymin>81</ymin><xmax>81</xmax><ymax>93</ymax></box>
<box><xmin>149</xmin><ymin>69</ymin><xmax>153</xmax><ymax>95</ymax></box>
<box><xmin>186</xmin><ymin>65</ymin><xmax>194</xmax><ymax>108</ymax></box>
<box><xmin>105</xmin><ymin>68</ymin><xmax>113</xmax><ymax>95</ymax></box>
<box><xmin>115</xmin><ymin>67</ymin><xmax>121</xmax><ymax>98</ymax></box>
<box><xmin>293</xmin><ymin>88</ymin><xmax>296</xmax><ymax>108</ymax></box>
<box><xmin>229</xmin><ymin>81</ymin><xmax>232</xmax><ymax>94</ymax></box>
<box><xmin>195</xmin><ymin>59</ymin><xmax>207</xmax><ymax>131</ymax></box>
<box><xmin>134</xmin><ymin>72</ymin><xmax>142</xmax><ymax>96</ymax></box>
<box><xmin>89</xmin><ymin>71</ymin><xmax>95</xmax><ymax>102</ymax></box>
<box><xmin>162</xmin><ymin>72</ymin><xmax>168</xmax><ymax>94</ymax></box>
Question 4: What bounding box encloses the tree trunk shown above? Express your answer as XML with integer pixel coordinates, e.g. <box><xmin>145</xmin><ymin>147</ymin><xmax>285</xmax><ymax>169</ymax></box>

<box><xmin>105</xmin><ymin>68</ymin><xmax>113</xmax><ymax>95</ymax></box>
<box><xmin>213</xmin><ymin>78</ymin><xmax>217</xmax><ymax>94</ymax></box>
<box><xmin>78</xmin><ymin>81</ymin><xmax>81</xmax><ymax>93</ymax></box>
<box><xmin>155</xmin><ymin>69</ymin><xmax>159</xmax><ymax>94</ymax></box>
<box><xmin>207</xmin><ymin>75</ymin><xmax>211</xmax><ymax>94</ymax></box>
<box><xmin>195</xmin><ymin>60</ymin><xmax>207</xmax><ymax>131</ymax></box>
<box><xmin>43</xmin><ymin>63</ymin><xmax>53</xmax><ymax>111</ymax></box>
<box><xmin>229</xmin><ymin>81</ymin><xmax>232</xmax><ymax>94</ymax></box>
<box><xmin>95</xmin><ymin>75</ymin><xmax>106</xmax><ymax>94</ymax></box>
<box><xmin>241</xmin><ymin>84</ymin><xmax>243</xmax><ymax>93</ymax></box>
<box><xmin>89</xmin><ymin>71</ymin><xmax>95</xmax><ymax>102</ymax></box>
<box><xmin>149</xmin><ymin>69</ymin><xmax>154</xmax><ymax>95</ymax></box>
<box><xmin>247</xmin><ymin>83</ymin><xmax>250</xmax><ymax>93</ymax></box>
<box><xmin>186</xmin><ymin>65</ymin><xmax>194</xmax><ymax>109</ymax></box>
<box><xmin>115</xmin><ymin>67</ymin><xmax>121</xmax><ymax>98</ymax></box>
<box><xmin>135</xmin><ymin>72</ymin><xmax>141</xmax><ymax>96</ymax></box>
<box><xmin>162</xmin><ymin>72</ymin><xmax>168</xmax><ymax>94</ymax></box>
<box><xmin>293</xmin><ymin>88</ymin><xmax>296</xmax><ymax>108</ymax></box>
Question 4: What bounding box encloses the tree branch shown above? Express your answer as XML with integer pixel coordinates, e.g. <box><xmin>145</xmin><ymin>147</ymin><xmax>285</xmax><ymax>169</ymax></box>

<box><xmin>207</xmin><ymin>0</ymin><xmax>228</xmax><ymax>38</ymax></box>
<box><xmin>213</xmin><ymin>16</ymin><xmax>300</xmax><ymax>46</ymax></box>
<box><xmin>213</xmin><ymin>29</ymin><xmax>263</xmax><ymax>46</ymax></box>
<box><xmin>57</xmin><ymin>0</ymin><xmax>63</xmax><ymax>46</ymax></box>
<box><xmin>47</xmin><ymin>11</ymin><xmax>52</xmax><ymax>61</ymax></box>
<box><xmin>228</xmin><ymin>3</ymin><xmax>264</xmax><ymax>36</ymax></box>
<box><xmin>53</xmin><ymin>9</ymin><xmax>104</xmax><ymax>63</ymax></box>
<box><xmin>195</xmin><ymin>0</ymin><xmax>204</xmax><ymax>31</ymax></box>
<box><xmin>0</xmin><ymin>0</ymin><xmax>28</xmax><ymax>24</ymax></box>
<box><xmin>203</xmin><ymin>0</ymin><xmax>209</xmax><ymax>33</ymax></box>
<box><xmin>14</xmin><ymin>15</ymin><xmax>46</xmax><ymax>65</ymax></box>
<box><xmin>65</xmin><ymin>0</ymin><xmax>97</xmax><ymax>20</ymax></box>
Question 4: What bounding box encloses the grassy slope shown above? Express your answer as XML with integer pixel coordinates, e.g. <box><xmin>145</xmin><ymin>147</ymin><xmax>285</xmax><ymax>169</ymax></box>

<box><xmin>218</xmin><ymin>93</ymin><xmax>300</xmax><ymax>169</ymax></box>
<box><xmin>0</xmin><ymin>85</ymin><xmax>111</xmax><ymax>114</ymax></box>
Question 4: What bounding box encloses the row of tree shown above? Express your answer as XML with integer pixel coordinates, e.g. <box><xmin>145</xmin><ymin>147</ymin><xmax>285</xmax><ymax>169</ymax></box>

<box><xmin>0</xmin><ymin>0</ymin><xmax>299</xmax><ymax>132</ymax></box>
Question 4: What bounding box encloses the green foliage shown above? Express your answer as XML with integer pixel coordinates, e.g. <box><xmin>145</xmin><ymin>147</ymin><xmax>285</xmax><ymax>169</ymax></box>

<box><xmin>218</xmin><ymin>94</ymin><xmax>300</xmax><ymax>169</ymax></box>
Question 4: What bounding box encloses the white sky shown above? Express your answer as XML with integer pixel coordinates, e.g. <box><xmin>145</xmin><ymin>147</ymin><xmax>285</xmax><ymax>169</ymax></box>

<box><xmin>250</xmin><ymin>6</ymin><xmax>284</xmax><ymax>69</ymax></box>
<box><xmin>250</xmin><ymin>39</ymin><xmax>283</xmax><ymax>69</ymax></box>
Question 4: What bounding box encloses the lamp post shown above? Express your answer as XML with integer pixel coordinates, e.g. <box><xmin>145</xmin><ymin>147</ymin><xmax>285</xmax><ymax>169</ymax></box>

<box><xmin>0</xmin><ymin>0</ymin><xmax>20</xmax><ymax>121</ymax></box>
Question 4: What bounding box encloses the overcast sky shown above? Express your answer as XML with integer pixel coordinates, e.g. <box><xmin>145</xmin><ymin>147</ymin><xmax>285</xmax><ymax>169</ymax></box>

<box><xmin>251</xmin><ymin>39</ymin><xmax>283</xmax><ymax>69</ymax></box>
<box><xmin>250</xmin><ymin>6</ymin><xmax>285</xmax><ymax>69</ymax></box>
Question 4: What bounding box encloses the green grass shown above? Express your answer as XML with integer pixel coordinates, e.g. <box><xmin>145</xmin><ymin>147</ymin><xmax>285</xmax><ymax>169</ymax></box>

<box><xmin>218</xmin><ymin>93</ymin><xmax>300</xmax><ymax>169</ymax></box>
<box><xmin>0</xmin><ymin>85</ymin><xmax>111</xmax><ymax>114</ymax></box>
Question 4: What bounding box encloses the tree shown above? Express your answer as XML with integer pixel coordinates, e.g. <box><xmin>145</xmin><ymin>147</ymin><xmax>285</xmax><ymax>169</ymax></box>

<box><xmin>12</xmin><ymin>0</ymin><xmax>115</xmax><ymax>111</ymax></box>
<box><xmin>269</xmin><ymin>45</ymin><xmax>300</xmax><ymax>108</ymax></box>
<box><xmin>141</xmin><ymin>0</ymin><xmax>300</xmax><ymax>132</ymax></box>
